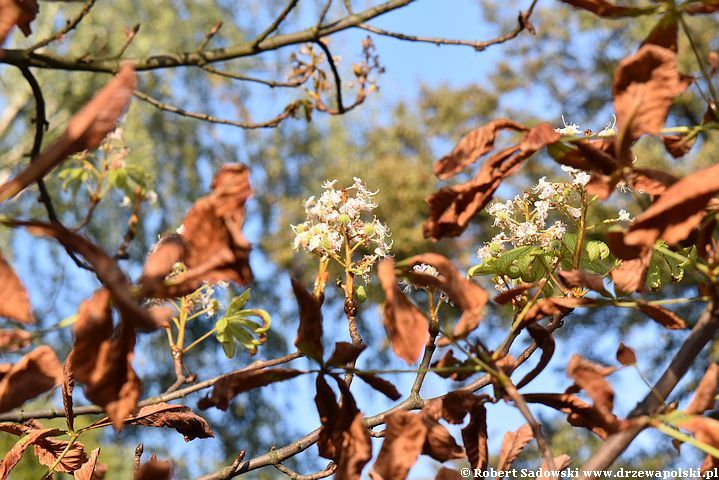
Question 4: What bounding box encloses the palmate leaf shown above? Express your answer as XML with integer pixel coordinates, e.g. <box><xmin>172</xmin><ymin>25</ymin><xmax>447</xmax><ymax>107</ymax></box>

<box><xmin>215</xmin><ymin>290</ymin><xmax>270</xmax><ymax>358</ymax></box>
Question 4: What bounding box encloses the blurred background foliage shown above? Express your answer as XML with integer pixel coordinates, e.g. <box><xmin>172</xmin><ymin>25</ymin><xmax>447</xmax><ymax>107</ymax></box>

<box><xmin>0</xmin><ymin>0</ymin><xmax>718</xmax><ymax>477</ymax></box>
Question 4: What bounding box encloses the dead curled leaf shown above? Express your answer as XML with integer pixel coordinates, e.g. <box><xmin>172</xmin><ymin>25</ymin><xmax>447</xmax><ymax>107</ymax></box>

<box><xmin>140</xmin><ymin>164</ymin><xmax>253</xmax><ymax>298</ymax></box>
<box><xmin>401</xmin><ymin>253</ymin><xmax>488</xmax><ymax>342</ymax></box>
<box><xmin>90</xmin><ymin>402</ymin><xmax>214</xmax><ymax>442</ymax></box>
<box><xmin>496</xmin><ymin>424</ymin><xmax>534</xmax><ymax>472</ymax></box>
<box><xmin>557</xmin><ymin>269</ymin><xmax>607</xmax><ymax>295</ymax></box>
<box><xmin>0</xmin><ymin>65</ymin><xmax>137</xmax><ymax>202</ymax></box>
<box><xmin>424</xmin><ymin>122</ymin><xmax>560</xmax><ymax>240</ymax></box>
<box><xmin>134</xmin><ymin>457</ymin><xmax>172</xmax><ymax>480</ymax></box>
<box><xmin>522</xmin><ymin>296</ymin><xmax>593</xmax><ymax>324</ymax></box>
<box><xmin>197</xmin><ymin>368</ymin><xmax>303</xmax><ymax>411</ymax></box>
<box><xmin>622</xmin><ymin>163</ymin><xmax>719</xmax><ymax>250</ymax></box>
<box><xmin>292</xmin><ymin>278</ymin><xmax>324</xmax><ymax>364</ymax></box>
<box><xmin>615</xmin><ymin>342</ymin><xmax>637</xmax><ymax>366</ymax></box>
<box><xmin>522</xmin><ymin>393</ymin><xmax>620</xmax><ymax>439</ymax></box>
<box><xmin>460</xmin><ymin>404</ymin><xmax>489</xmax><ymax>471</ymax></box>
<box><xmin>326</xmin><ymin>342</ymin><xmax>367</xmax><ymax>367</ymax></box>
<box><xmin>433</xmin><ymin>118</ymin><xmax>528</xmax><ymax>180</ymax></box>
<box><xmin>558</xmin><ymin>0</ymin><xmax>656</xmax><ymax>17</ymax></box>
<box><xmin>613</xmin><ymin>44</ymin><xmax>692</xmax><ymax>150</ymax></box>
<box><xmin>72</xmin><ymin>289</ymin><xmax>141</xmax><ymax>430</ymax></box>
<box><xmin>637</xmin><ymin>302</ymin><xmax>687</xmax><ymax>330</ymax></box>
<box><xmin>566</xmin><ymin>354</ymin><xmax>616</xmax><ymax>417</ymax></box>
<box><xmin>73</xmin><ymin>447</ymin><xmax>101</xmax><ymax>480</ymax></box>
<box><xmin>377</xmin><ymin>259</ymin><xmax>429</xmax><ymax>365</ymax></box>
<box><xmin>0</xmin><ymin>250</ymin><xmax>33</xmax><ymax>324</ymax></box>
<box><xmin>370</xmin><ymin>410</ymin><xmax>463</xmax><ymax>480</ymax></box>
<box><xmin>0</xmin><ymin>345</ymin><xmax>62</xmax><ymax>413</ymax></box>
<box><xmin>355</xmin><ymin>372</ymin><xmax>401</xmax><ymax>401</ymax></box>
<box><xmin>0</xmin><ymin>0</ymin><xmax>39</xmax><ymax>45</ymax></box>
<box><xmin>0</xmin><ymin>422</ymin><xmax>88</xmax><ymax>475</ymax></box>
<box><xmin>515</xmin><ymin>323</ymin><xmax>555</xmax><ymax>389</ymax></box>
<box><xmin>315</xmin><ymin>375</ymin><xmax>372</xmax><ymax>480</ymax></box>
<box><xmin>493</xmin><ymin>283</ymin><xmax>535</xmax><ymax>305</ymax></box>
<box><xmin>431</xmin><ymin>349</ymin><xmax>475</xmax><ymax>382</ymax></box>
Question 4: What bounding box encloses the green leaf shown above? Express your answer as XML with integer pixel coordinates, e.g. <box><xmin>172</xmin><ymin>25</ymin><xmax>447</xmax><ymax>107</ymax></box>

<box><xmin>586</xmin><ymin>240</ymin><xmax>610</xmax><ymax>262</ymax></box>
<box><xmin>215</xmin><ymin>303</ymin><xmax>271</xmax><ymax>358</ymax></box>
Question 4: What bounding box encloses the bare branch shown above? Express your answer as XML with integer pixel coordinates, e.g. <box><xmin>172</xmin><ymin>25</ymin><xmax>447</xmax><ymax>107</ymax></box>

<box><xmin>579</xmin><ymin>299</ymin><xmax>719</xmax><ymax>476</ymax></box>
<box><xmin>31</xmin><ymin>0</ymin><xmax>98</xmax><ymax>51</ymax></box>
<box><xmin>1</xmin><ymin>0</ymin><xmax>414</xmax><ymax>72</ymax></box>
<box><xmin>133</xmin><ymin>90</ymin><xmax>298</xmax><ymax>129</ymax></box>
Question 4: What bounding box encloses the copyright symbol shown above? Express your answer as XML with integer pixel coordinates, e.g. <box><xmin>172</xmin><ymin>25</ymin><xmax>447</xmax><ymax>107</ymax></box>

<box><xmin>461</xmin><ymin>468</ymin><xmax>471</xmax><ymax>477</ymax></box>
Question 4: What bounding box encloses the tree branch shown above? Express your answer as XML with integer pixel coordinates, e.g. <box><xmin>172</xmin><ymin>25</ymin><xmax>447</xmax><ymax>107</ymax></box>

<box><xmin>0</xmin><ymin>0</ymin><xmax>414</xmax><ymax>72</ymax></box>
<box><xmin>579</xmin><ymin>299</ymin><xmax>719</xmax><ymax>477</ymax></box>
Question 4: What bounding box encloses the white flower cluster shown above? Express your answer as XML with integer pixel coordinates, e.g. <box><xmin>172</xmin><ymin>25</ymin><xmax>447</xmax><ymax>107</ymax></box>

<box><xmin>554</xmin><ymin>115</ymin><xmax>617</xmax><ymax>138</ymax></box>
<box><xmin>477</xmin><ymin>168</ymin><xmax>591</xmax><ymax>263</ymax></box>
<box><xmin>193</xmin><ymin>281</ymin><xmax>229</xmax><ymax>317</ymax></box>
<box><xmin>292</xmin><ymin>178</ymin><xmax>392</xmax><ymax>275</ymax></box>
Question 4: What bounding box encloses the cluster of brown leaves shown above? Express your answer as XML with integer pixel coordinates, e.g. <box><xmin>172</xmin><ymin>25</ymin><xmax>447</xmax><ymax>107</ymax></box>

<box><xmin>0</xmin><ymin>0</ymin><xmax>37</xmax><ymax>47</ymax></box>
<box><xmin>377</xmin><ymin>254</ymin><xmax>488</xmax><ymax>364</ymax></box>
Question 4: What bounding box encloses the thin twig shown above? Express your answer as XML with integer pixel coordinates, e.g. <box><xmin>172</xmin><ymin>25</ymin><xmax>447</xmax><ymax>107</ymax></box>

<box><xmin>199</xmin><ymin>64</ymin><xmax>311</xmax><ymax>88</ymax></box>
<box><xmin>273</xmin><ymin>461</ymin><xmax>336</xmax><ymax>480</ymax></box>
<box><xmin>31</xmin><ymin>0</ymin><xmax>98</xmax><ymax>51</ymax></box>
<box><xmin>356</xmin><ymin>0</ymin><xmax>539</xmax><ymax>52</ymax></box>
<box><xmin>133</xmin><ymin>90</ymin><xmax>298</xmax><ymax>129</ymax></box>
<box><xmin>253</xmin><ymin>0</ymin><xmax>300</xmax><ymax>48</ymax></box>
<box><xmin>314</xmin><ymin>39</ymin><xmax>344</xmax><ymax>113</ymax></box>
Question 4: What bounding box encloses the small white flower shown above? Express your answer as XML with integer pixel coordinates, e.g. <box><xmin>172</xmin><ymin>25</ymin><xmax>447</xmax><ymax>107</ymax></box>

<box><xmin>618</xmin><ymin>209</ymin><xmax>633</xmax><ymax>222</ymax></box>
<box><xmin>412</xmin><ymin>264</ymin><xmax>440</xmax><ymax>278</ymax></box>
<box><xmin>597</xmin><ymin>115</ymin><xmax>617</xmax><ymax>137</ymax></box>
<box><xmin>121</xmin><ymin>195</ymin><xmax>132</xmax><ymax>207</ymax></box>
<box><xmin>555</xmin><ymin>116</ymin><xmax>583</xmax><ymax>136</ymax></box>
<box><xmin>146</xmin><ymin>190</ymin><xmax>158</xmax><ymax>204</ymax></box>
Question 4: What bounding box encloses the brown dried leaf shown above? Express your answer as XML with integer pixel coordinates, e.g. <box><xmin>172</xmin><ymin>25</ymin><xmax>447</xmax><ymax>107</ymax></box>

<box><xmin>0</xmin><ymin>345</ymin><xmax>61</xmax><ymax>412</ymax></box>
<box><xmin>0</xmin><ymin>328</ymin><xmax>31</xmax><ymax>352</ymax></box>
<box><xmin>0</xmin><ymin>0</ymin><xmax>38</xmax><ymax>44</ymax></box>
<box><xmin>106</xmin><ymin>402</ymin><xmax>214</xmax><ymax>442</ymax></box>
<box><xmin>642</xmin><ymin>14</ymin><xmax>678</xmax><ymax>52</ymax></box>
<box><xmin>637</xmin><ymin>302</ymin><xmax>687</xmax><ymax>330</ymax></box>
<box><xmin>370</xmin><ymin>411</ymin><xmax>427</xmax><ymax>480</ymax></box>
<box><xmin>134</xmin><ymin>458</ymin><xmax>172</xmax><ymax>480</ymax></box>
<box><xmin>0</xmin><ymin>427</ymin><xmax>62</xmax><ymax>479</ymax></box>
<box><xmin>198</xmin><ymin>368</ymin><xmax>302</xmax><ymax>411</ymax></box>
<box><xmin>62</xmin><ymin>353</ymin><xmax>74</xmax><ymax>431</ymax></box>
<box><xmin>523</xmin><ymin>393</ymin><xmax>620</xmax><ymax>439</ymax></box>
<box><xmin>615</xmin><ymin>342</ymin><xmax>637</xmax><ymax>366</ymax></box>
<box><xmin>567</xmin><ymin>354</ymin><xmax>616</xmax><ymax>415</ymax></box>
<box><xmin>292</xmin><ymin>278</ymin><xmax>324</xmax><ymax>364</ymax></box>
<box><xmin>421</xmin><ymin>413</ymin><xmax>464</xmax><ymax>462</ymax></box>
<box><xmin>72</xmin><ymin>289</ymin><xmax>141</xmax><ymax>430</ymax></box>
<box><xmin>686</xmin><ymin>363</ymin><xmax>719</xmax><ymax>415</ymax></box>
<box><xmin>515</xmin><ymin>323</ymin><xmax>555</xmax><ymax>389</ymax></box>
<box><xmin>559</xmin><ymin>0</ymin><xmax>655</xmax><ymax>17</ymax></box>
<box><xmin>433</xmin><ymin>119</ymin><xmax>527</xmax><ymax>179</ymax></box>
<box><xmin>173</xmin><ymin>164</ymin><xmax>253</xmax><ymax>293</ymax></box>
<box><xmin>431</xmin><ymin>350</ymin><xmax>474</xmax><ymax>382</ymax></box>
<box><xmin>662</xmin><ymin>135</ymin><xmax>695</xmax><ymax>158</ymax></box>
<box><xmin>0</xmin><ymin>65</ymin><xmax>136</xmax><ymax>201</ymax></box>
<box><xmin>21</xmin><ymin>222</ymin><xmax>159</xmax><ymax>331</ymax></box>
<box><xmin>315</xmin><ymin>375</ymin><xmax>372</xmax><ymax>480</ymax></box>
<box><xmin>138</xmin><ymin>235</ymin><xmax>186</xmax><ymax>294</ymax></box>
<box><xmin>624</xmin><ymin>163</ymin><xmax>719</xmax><ymax>249</ymax></box>
<box><xmin>461</xmin><ymin>404</ymin><xmax>488</xmax><ymax>471</ymax></box>
<box><xmin>73</xmin><ymin>448</ymin><xmax>101</xmax><ymax>480</ymax></box>
<box><xmin>523</xmin><ymin>297</ymin><xmax>592</xmax><ymax>324</ymax></box>
<box><xmin>356</xmin><ymin>373</ymin><xmax>401</xmax><ymax>401</ymax></box>
<box><xmin>613</xmin><ymin>45</ymin><xmax>691</xmax><ymax>146</ymax></box>
<box><xmin>423</xmin><ymin>391</ymin><xmax>485</xmax><ymax>424</ymax></box>
<box><xmin>0</xmin><ymin>250</ymin><xmax>33</xmax><ymax>324</ymax></box>
<box><xmin>630</xmin><ymin>168</ymin><xmax>678</xmax><ymax>196</ymax></box>
<box><xmin>496</xmin><ymin>424</ymin><xmax>533</xmax><ymax>472</ymax></box>
<box><xmin>557</xmin><ymin>270</ymin><xmax>607</xmax><ymax>295</ymax></box>
<box><xmin>424</xmin><ymin>123</ymin><xmax>560</xmax><ymax>240</ymax></box>
<box><xmin>377</xmin><ymin>259</ymin><xmax>429</xmax><ymax>364</ymax></box>
<box><xmin>493</xmin><ymin>283</ymin><xmax>535</xmax><ymax>305</ymax></box>
<box><xmin>609</xmin><ymin>246</ymin><xmax>652</xmax><ymax>294</ymax></box>
<box><xmin>33</xmin><ymin>436</ymin><xmax>88</xmax><ymax>473</ymax></box>
<box><xmin>402</xmin><ymin>253</ymin><xmax>488</xmax><ymax>342</ymax></box>
<box><xmin>326</xmin><ymin>342</ymin><xmax>367</xmax><ymax>367</ymax></box>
